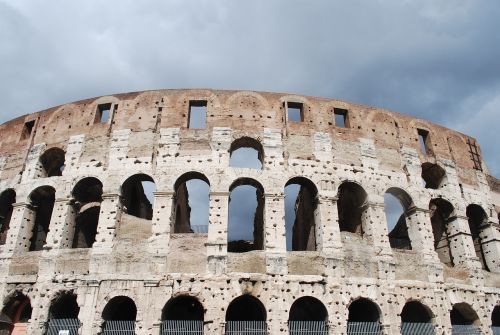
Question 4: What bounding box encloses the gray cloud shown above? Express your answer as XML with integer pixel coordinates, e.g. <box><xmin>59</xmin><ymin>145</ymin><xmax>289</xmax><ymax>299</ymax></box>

<box><xmin>0</xmin><ymin>0</ymin><xmax>499</xmax><ymax>176</ymax></box>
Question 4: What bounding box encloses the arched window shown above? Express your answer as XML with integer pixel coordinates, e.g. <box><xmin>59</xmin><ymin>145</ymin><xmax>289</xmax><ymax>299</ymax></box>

<box><xmin>161</xmin><ymin>296</ymin><xmax>204</xmax><ymax>334</ymax></box>
<box><xmin>228</xmin><ymin>178</ymin><xmax>264</xmax><ymax>253</ymax></box>
<box><xmin>285</xmin><ymin>177</ymin><xmax>318</xmax><ymax>251</ymax></box>
<box><xmin>384</xmin><ymin>188</ymin><xmax>414</xmax><ymax>250</ymax></box>
<box><xmin>0</xmin><ymin>189</ymin><xmax>15</xmax><ymax>245</ymax></box>
<box><xmin>466</xmin><ymin>204</ymin><xmax>489</xmax><ymax>271</ymax></box>
<box><xmin>121</xmin><ymin>174</ymin><xmax>155</xmax><ymax>220</ymax></box>
<box><xmin>450</xmin><ymin>303</ymin><xmax>481</xmax><ymax>334</ymax></box>
<box><xmin>0</xmin><ymin>293</ymin><xmax>32</xmax><ymax>335</ymax></box>
<box><xmin>347</xmin><ymin>298</ymin><xmax>382</xmax><ymax>335</ymax></box>
<box><xmin>289</xmin><ymin>297</ymin><xmax>328</xmax><ymax>334</ymax></box>
<box><xmin>492</xmin><ymin>306</ymin><xmax>500</xmax><ymax>333</ymax></box>
<box><xmin>173</xmin><ymin>172</ymin><xmax>210</xmax><ymax>233</ymax></box>
<box><xmin>421</xmin><ymin>163</ymin><xmax>446</xmax><ymax>189</ymax></box>
<box><xmin>226</xmin><ymin>295</ymin><xmax>266</xmax><ymax>334</ymax></box>
<box><xmin>46</xmin><ymin>292</ymin><xmax>80</xmax><ymax>334</ymax></box>
<box><xmin>337</xmin><ymin>182</ymin><xmax>368</xmax><ymax>236</ymax></box>
<box><xmin>102</xmin><ymin>296</ymin><xmax>136</xmax><ymax>334</ymax></box>
<box><xmin>400</xmin><ymin>301</ymin><xmax>435</xmax><ymax>335</ymax></box>
<box><xmin>229</xmin><ymin>137</ymin><xmax>264</xmax><ymax>169</ymax></box>
<box><xmin>39</xmin><ymin>148</ymin><xmax>65</xmax><ymax>177</ymax></box>
<box><xmin>71</xmin><ymin>178</ymin><xmax>103</xmax><ymax>248</ymax></box>
<box><xmin>29</xmin><ymin>186</ymin><xmax>56</xmax><ymax>251</ymax></box>
<box><xmin>429</xmin><ymin>198</ymin><xmax>455</xmax><ymax>267</ymax></box>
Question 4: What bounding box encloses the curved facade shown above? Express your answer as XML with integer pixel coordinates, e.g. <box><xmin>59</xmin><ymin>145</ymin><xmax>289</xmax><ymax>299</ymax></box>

<box><xmin>0</xmin><ymin>89</ymin><xmax>499</xmax><ymax>334</ymax></box>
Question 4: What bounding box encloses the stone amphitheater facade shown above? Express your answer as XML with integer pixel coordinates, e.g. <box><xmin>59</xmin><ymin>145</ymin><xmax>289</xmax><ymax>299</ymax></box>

<box><xmin>0</xmin><ymin>89</ymin><xmax>499</xmax><ymax>335</ymax></box>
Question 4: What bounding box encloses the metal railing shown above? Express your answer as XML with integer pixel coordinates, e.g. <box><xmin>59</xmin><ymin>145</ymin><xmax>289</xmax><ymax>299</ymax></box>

<box><xmin>288</xmin><ymin>321</ymin><xmax>328</xmax><ymax>334</ymax></box>
<box><xmin>347</xmin><ymin>322</ymin><xmax>382</xmax><ymax>335</ymax></box>
<box><xmin>400</xmin><ymin>322</ymin><xmax>435</xmax><ymax>335</ymax></box>
<box><xmin>225</xmin><ymin>321</ymin><xmax>267</xmax><ymax>335</ymax></box>
<box><xmin>160</xmin><ymin>320</ymin><xmax>203</xmax><ymax>334</ymax></box>
<box><xmin>46</xmin><ymin>318</ymin><xmax>80</xmax><ymax>335</ymax></box>
<box><xmin>451</xmin><ymin>324</ymin><xmax>481</xmax><ymax>335</ymax></box>
<box><xmin>102</xmin><ymin>320</ymin><xmax>136</xmax><ymax>334</ymax></box>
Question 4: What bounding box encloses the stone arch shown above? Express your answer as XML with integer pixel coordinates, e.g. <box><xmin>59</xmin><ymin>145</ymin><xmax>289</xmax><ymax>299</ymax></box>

<box><xmin>28</xmin><ymin>185</ymin><xmax>56</xmax><ymax>251</ymax></box>
<box><xmin>226</xmin><ymin>295</ymin><xmax>266</xmax><ymax>321</ymax></box>
<box><xmin>429</xmin><ymin>198</ymin><xmax>455</xmax><ymax>267</ymax></box>
<box><xmin>337</xmin><ymin>181</ymin><xmax>368</xmax><ymax>236</ymax></box>
<box><xmin>289</xmin><ymin>296</ymin><xmax>328</xmax><ymax>321</ymax></box>
<box><xmin>48</xmin><ymin>291</ymin><xmax>79</xmax><ymax>319</ymax></box>
<box><xmin>226</xmin><ymin>91</ymin><xmax>272</xmax><ymax>122</ymax></box>
<box><xmin>466</xmin><ymin>204</ymin><xmax>489</xmax><ymax>270</ymax></box>
<box><xmin>385</xmin><ymin>187</ymin><xmax>415</xmax><ymax>250</ymax></box>
<box><xmin>121</xmin><ymin>173</ymin><xmax>155</xmax><ymax>220</ymax></box>
<box><xmin>161</xmin><ymin>295</ymin><xmax>204</xmax><ymax>321</ymax></box>
<box><xmin>367</xmin><ymin>110</ymin><xmax>401</xmax><ymax>148</ymax></box>
<box><xmin>227</xmin><ymin>178</ymin><xmax>265</xmax><ymax>252</ymax></box>
<box><xmin>172</xmin><ymin>172</ymin><xmax>210</xmax><ymax>233</ymax></box>
<box><xmin>229</xmin><ymin>137</ymin><xmax>264</xmax><ymax>169</ymax></box>
<box><xmin>421</xmin><ymin>162</ymin><xmax>446</xmax><ymax>189</ymax></box>
<box><xmin>347</xmin><ymin>297</ymin><xmax>382</xmax><ymax>323</ymax></box>
<box><xmin>492</xmin><ymin>305</ymin><xmax>500</xmax><ymax>328</ymax></box>
<box><xmin>39</xmin><ymin>147</ymin><xmax>65</xmax><ymax>177</ymax></box>
<box><xmin>284</xmin><ymin>177</ymin><xmax>319</xmax><ymax>251</ymax></box>
<box><xmin>102</xmin><ymin>296</ymin><xmax>137</xmax><ymax>321</ymax></box>
<box><xmin>0</xmin><ymin>292</ymin><xmax>32</xmax><ymax>334</ymax></box>
<box><xmin>71</xmin><ymin>177</ymin><xmax>103</xmax><ymax>248</ymax></box>
<box><xmin>400</xmin><ymin>300</ymin><xmax>434</xmax><ymax>323</ymax></box>
<box><xmin>0</xmin><ymin>189</ymin><xmax>16</xmax><ymax>245</ymax></box>
<box><xmin>450</xmin><ymin>302</ymin><xmax>480</xmax><ymax>326</ymax></box>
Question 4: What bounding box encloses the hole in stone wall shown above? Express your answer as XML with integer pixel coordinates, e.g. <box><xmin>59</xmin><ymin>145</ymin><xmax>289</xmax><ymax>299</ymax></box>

<box><xmin>286</xmin><ymin>102</ymin><xmax>303</xmax><ymax>122</ymax></box>
<box><xmin>173</xmin><ymin>172</ymin><xmax>210</xmax><ymax>233</ymax></box>
<box><xmin>429</xmin><ymin>198</ymin><xmax>455</xmax><ymax>267</ymax></box>
<box><xmin>49</xmin><ymin>292</ymin><xmax>79</xmax><ymax>319</ymax></box>
<box><xmin>289</xmin><ymin>296</ymin><xmax>327</xmax><ymax>321</ymax></box>
<box><xmin>20</xmin><ymin>120</ymin><xmax>35</xmax><ymax>140</ymax></box>
<box><xmin>401</xmin><ymin>301</ymin><xmax>433</xmax><ymax>323</ymax></box>
<box><xmin>121</xmin><ymin>174</ymin><xmax>155</xmax><ymax>220</ymax></box>
<box><xmin>450</xmin><ymin>303</ymin><xmax>480</xmax><ymax>326</ymax></box>
<box><xmin>285</xmin><ymin>177</ymin><xmax>318</xmax><ymax>251</ymax></box>
<box><xmin>0</xmin><ymin>189</ymin><xmax>16</xmax><ymax>245</ymax></box>
<box><xmin>385</xmin><ymin>188</ymin><xmax>413</xmax><ymax>250</ymax></box>
<box><xmin>162</xmin><ymin>296</ymin><xmax>204</xmax><ymax>321</ymax></box>
<box><xmin>102</xmin><ymin>296</ymin><xmax>137</xmax><ymax>321</ymax></box>
<box><xmin>228</xmin><ymin>178</ymin><xmax>264</xmax><ymax>253</ymax></box>
<box><xmin>0</xmin><ymin>293</ymin><xmax>32</xmax><ymax>330</ymax></box>
<box><xmin>229</xmin><ymin>137</ymin><xmax>264</xmax><ymax>169</ymax></box>
<box><xmin>466</xmin><ymin>204</ymin><xmax>489</xmax><ymax>271</ymax></box>
<box><xmin>334</xmin><ymin>108</ymin><xmax>348</xmax><ymax>128</ymax></box>
<box><xmin>417</xmin><ymin>128</ymin><xmax>431</xmax><ymax>156</ymax></box>
<box><xmin>226</xmin><ymin>295</ymin><xmax>266</xmax><ymax>321</ymax></box>
<box><xmin>337</xmin><ymin>182</ymin><xmax>368</xmax><ymax>235</ymax></box>
<box><xmin>188</xmin><ymin>100</ymin><xmax>207</xmax><ymax>129</ymax></box>
<box><xmin>39</xmin><ymin>148</ymin><xmax>66</xmax><ymax>177</ymax></box>
<box><xmin>348</xmin><ymin>298</ymin><xmax>380</xmax><ymax>322</ymax></box>
<box><xmin>72</xmin><ymin>177</ymin><xmax>103</xmax><ymax>248</ymax></box>
<box><xmin>421</xmin><ymin>163</ymin><xmax>446</xmax><ymax>189</ymax></box>
<box><xmin>96</xmin><ymin>103</ymin><xmax>112</xmax><ymax>124</ymax></box>
<box><xmin>492</xmin><ymin>306</ymin><xmax>500</xmax><ymax>327</ymax></box>
<box><xmin>29</xmin><ymin>186</ymin><xmax>56</xmax><ymax>251</ymax></box>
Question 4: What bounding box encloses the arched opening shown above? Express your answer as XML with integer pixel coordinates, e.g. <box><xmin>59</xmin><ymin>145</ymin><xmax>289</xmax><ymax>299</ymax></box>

<box><xmin>0</xmin><ymin>293</ymin><xmax>32</xmax><ymax>335</ymax></box>
<box><xmin>400</xmin><ymin>301</ymin><xmax>434</xmax><ymax>335</ymax></box>
<box><xmin>347</xmin><ymin>298</ymin><xmax>381</xmax><ymax>335</ymax></box>
<box><xmin>29</xmin><ymin>186</ymin><xmax>56</xmax><ymax>251</ymax></box>
<box><xmin>227</xmin><ymin>178</ymin><xmax>264</xmax><ymax>253</ymax></box>
<box><xmin>71</xmin><ymin>178</ymin><xmax>103</xmax><ymax>248</ymax></box>
<box><xmin>285</xmin><ymin>177</ymin><xmax>318</xmax><ymax>251</ymax></box>
<box><xmin>385</xmin><ymin>188</ymin><xmax>413</xmax><ymax>250</ymax></box>
<box><xmin>466</xmin><ymin>204</ymin><xmax>489</xmax><ymax>271</ymax></box>
<box><xmin>289</xmin><ymin>297</ymin><xmax>328</xmax><ymax>334</ymax></box>
<box><xmin>46</xmin><ymin>293</ymin><xmax>80</xmax><ymax>334</ymax></box>
<box><xmin>226</xmin><ymin>295</ymin><xmax>266</xmax><ymax>334</ymax></box>
<box><xmin>338</xmin><ymin>182</ymin><xmax>368</xmax><ymax>236</ymax></box>
<box><xmin>173</xmin><ymin>172</ymin><xmax>210</xmax><ymax>233</ymax></box>
<box><xmin>492</xmin><ymin>306</ymin><xmax>500</xmax><ymax>331</ymax></box>
<box><xmin>450</xmin><ymin>303</ymin><xmax>481</xmax><ymax>334</ymax></box>
<box><xmin>229</xmin><ymin>137</ymin><xmax>264</xmax><ymax>170</ymax></box>
<box><xmin>429</xmin><ymin>198</ymin><xmax>455</xmax><ymax>267</ymax></box>
<box><xmin>0</xmin><ymin>189</ymin><xmax>16</xmax><ymax>245</ymax></box>
<box><xmin>161</xmin><ymin>296</ymin><xmax>204</xmax><ymax>334</ymax></box>
<box><xmin>39</xmin><ymin>147</ymin><xmax>65</xmax><ymax>177</ymax></box>
<box><xmin>102</xmin><ymin>296</ymin><xmax>136</xmax><ymax>333</ymax></box>
<box><xmin>421</xmin><ymin>163</ymin><xmax>446</xmax><ymax>189</ymax></box>
<box><xmin>121</xmin><ymin>174</ymin><xmax>155</xmax><ymax>220</ymax></box>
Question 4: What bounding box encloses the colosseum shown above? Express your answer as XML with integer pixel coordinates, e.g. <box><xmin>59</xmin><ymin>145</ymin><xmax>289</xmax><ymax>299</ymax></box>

<box><xmin>0</xmin><ymin>89</ymin><xmax>499</xmax><ymax>335</ymax></box>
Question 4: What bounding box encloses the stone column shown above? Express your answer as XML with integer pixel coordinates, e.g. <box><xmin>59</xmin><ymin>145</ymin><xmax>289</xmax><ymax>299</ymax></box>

<box><xmin>2</xmin><ymin>202</ymin><xmax>36</xmax><ymax>255</ymax></box>
<box><xmin>447</xmin><ymin>215</ymin><xmax>482</xmax><ymax>269</ymax></box>
<box><xmin>91</xmin><ymin>193</ymin><xmax>121</xmax><ymax>253</ymax></box>
<box><xmin>207</xmin><ymin>191</ymin><xmax>229</xmax><ymax>275</ymax></box>
<box><xmin>26</xmin><ymin>292</ymin><xmax>47</xmax><ymax>335</ymax></box>
<box><xmin>264</xmin><ymin>193</ymin><xmax>287</xmax><ymax>275</ymax></box>
<box><xmin>148</xmin><ymin>191</ymin><xmax>174</xmax><ymax>256</ymax></box>
<box><xmin>317</xmin><ymin>195</ymin><xmax>344</xmax><ymax>278</ymax></box>
<box><xmin>478</xmin><ymin>220</ymin><xmax>500</xmax><ymax>273</ymax></box>
<box><xmin>363</xmin><ymin>201</ymin><xmax>393</xmax><ymax>255</ymax></box>
<box><xmin>44</xmin><ymin>197</ymin><xmax>76</xmax><ymax>250</ymax></box>
<box><xmin>405</xmin><ymin>207</ymin><xmax>439</xmax><ymax>260</ymax></box>
<box><xmin>77</xmin><ymin>283</ymin><xmax>99</xmax><ymax>335</ymax></box>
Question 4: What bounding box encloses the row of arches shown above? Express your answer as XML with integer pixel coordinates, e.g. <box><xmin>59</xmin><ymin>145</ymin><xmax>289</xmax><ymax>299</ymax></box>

<box><xmin>1</xmin><ymin>291</ymin><xmax>498</xmax><ymax>334</ymax></box>
<box><xmin>0</xmin><ymin>173</ymin><xmax>495</xmax><ymax>269</ymax></box>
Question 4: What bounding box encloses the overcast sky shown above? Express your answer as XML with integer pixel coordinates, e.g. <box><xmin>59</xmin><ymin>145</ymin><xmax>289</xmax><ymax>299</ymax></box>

<box><xmin>0</xmin><ymin>0</ymin><xmax>499</xmax><ymax>178</ymax></box>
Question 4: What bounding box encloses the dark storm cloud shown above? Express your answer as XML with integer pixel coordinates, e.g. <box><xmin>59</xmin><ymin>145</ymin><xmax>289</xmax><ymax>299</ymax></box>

<box><xmin>0</xmin><ymin>0</ymin><xmax>499</xmax><ymax>175</ymax></box>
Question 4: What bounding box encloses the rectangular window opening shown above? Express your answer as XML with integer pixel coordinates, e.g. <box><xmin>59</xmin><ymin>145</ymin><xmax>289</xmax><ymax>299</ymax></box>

<box><xmin>96</xmin><ymin>103</ymin><xmax>112</xmax><ymax>124</ymax></box>
<box><xmin>188</xmin><ymin>100</ymin><xmax>207</xmax><ymax>129</ymax></box>
<box><xmin>20</xmin><ymin>120</ymin><xmax>35</xmax><ymax>140</ymax></box>
<box><xmin>417</xmin><ymin>129</ymin><xmax>430</xmax><ymax>155</ymax></box>
<box><xmin>334</xmin><ymin>108</ymin><xmax>348</xmax><ymax>128</ymax></box>
<box><xmin>287</xmin><ymin>102</ymin><xmax>303</xmax><ymax>122</ymax></box>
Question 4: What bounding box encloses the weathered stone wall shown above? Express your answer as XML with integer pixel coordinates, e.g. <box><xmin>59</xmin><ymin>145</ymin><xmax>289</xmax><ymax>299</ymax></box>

<box><xmin>0</xmin><ymin>89</ymin><xmax>499</xmax><ymax>334</ymax></box>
